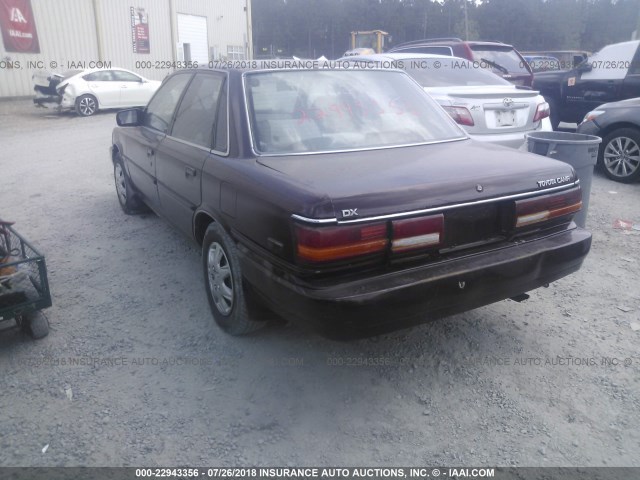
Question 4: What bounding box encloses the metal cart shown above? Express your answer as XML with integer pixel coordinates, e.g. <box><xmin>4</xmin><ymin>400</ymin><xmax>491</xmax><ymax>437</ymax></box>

<box><xmin>0</xmin><ymin>220</ymin><xmax>51</xmax><ymax>338</ymax></box>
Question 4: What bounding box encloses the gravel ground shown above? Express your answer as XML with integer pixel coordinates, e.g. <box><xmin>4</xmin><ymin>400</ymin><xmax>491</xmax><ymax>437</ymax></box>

<box><xmin>0</xmin><ymin>100</ymin><xmax>639</xmax><ymax>467</ymax></box>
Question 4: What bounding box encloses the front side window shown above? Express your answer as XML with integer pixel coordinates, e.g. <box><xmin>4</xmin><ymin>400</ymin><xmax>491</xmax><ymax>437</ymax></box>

<box><xmin>171</xmin><ymin>73</ymin><xmax>226</xmax><ymax>149</ymax></box>
<box><xmin>245</xmin><ymin>69</ymin><xmax>465</xmax><ymax>155</ymax></box>
<box><xmin>143</xmin><ymin>73</ymin><xmax>192</xmax><ymax>133</ymax></box>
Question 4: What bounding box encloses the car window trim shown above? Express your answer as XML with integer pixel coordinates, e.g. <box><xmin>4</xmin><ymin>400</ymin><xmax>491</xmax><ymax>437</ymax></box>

<box><xmin>241</xmin><ymin>69</ymin><xmax>468</xmax><ymax>157</ymax></box>
<box><xmin>166</xmin><ymin>70</ymin><xmax>230</xmax><ymax>156</ymax></box>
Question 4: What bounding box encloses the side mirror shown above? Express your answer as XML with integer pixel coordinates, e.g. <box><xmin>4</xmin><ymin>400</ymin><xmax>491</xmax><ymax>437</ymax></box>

<box><xmin>116</xmin><ymin>107</ymin><xmax>143</xmax><ymax>127</ymax></box>
<box><xmin>577</xmin><ymin>62</ymin><xmax>592</xmax><ymax>73</ymax></box>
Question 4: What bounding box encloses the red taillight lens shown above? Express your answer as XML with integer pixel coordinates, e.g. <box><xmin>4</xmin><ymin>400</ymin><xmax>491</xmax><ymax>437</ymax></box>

<box><xmin>533</xmin><ymin>102</ymin><xmax>550</xmax><ymax>122</ymax></box>
<box><xmin>515</xmin><ymin>187</ymin><xmax>582</xmax><ymax>228</ymax></box>
<box><xmin>295</xmin><ymin>223</ymin><xmax>388</xmax><ymax>263</ymax></box>
<box><xmin>442</xmin><ymin>106</ymin><xmax>475</xmax><ymax>126</ymax></box>
<box><xmin>392</xmin><ymin>214</ymin><xmax>444</xmax><ymax>253</ymax></box>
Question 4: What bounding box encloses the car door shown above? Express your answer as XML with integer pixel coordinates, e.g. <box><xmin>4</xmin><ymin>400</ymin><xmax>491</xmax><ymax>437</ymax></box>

<box><xmin>565</xmin><ymin>42</ymin><xmax>638</xmax><ymax>119</ymax></box>
<box><xmin>155</xmin><ymin>71</ymin><xmax>227</xmax><ymax>237</ymax></box>
<box><xmin>124</xmin><ymin>73</ymin><xmax>193</xmax><ymax>210</ymax></box>
<box><xmin>83</xmin><ymin>70</ymin><xmax>120</xmax><ymax>107</ymax></box>
<box><xmin>112</xmin><ymin>70</ymin><xmax>151</xmax><ymax>107</ymax></box>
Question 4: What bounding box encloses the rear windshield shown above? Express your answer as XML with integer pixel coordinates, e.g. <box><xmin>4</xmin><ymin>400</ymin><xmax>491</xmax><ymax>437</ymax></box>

<box><xmin>400</xmin><ymin>57</ymin><xmax>511</xmax><ymax>87</ymax></box>
<box><xmin>244</xmin><ymin>70</ymin><xmax>465</xmax><ymax>155</ymax></box>
<box><xmin>470</xmin><ymin>45</ymin><xmax>530</xmax><ymax>74</ymax></box>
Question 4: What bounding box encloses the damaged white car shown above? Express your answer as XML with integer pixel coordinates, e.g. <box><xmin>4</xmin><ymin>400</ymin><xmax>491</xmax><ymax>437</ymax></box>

<box><xmin>33</xmin><ymin>68</ymin><xmax>161</xmax><ymax>116</ymax></box>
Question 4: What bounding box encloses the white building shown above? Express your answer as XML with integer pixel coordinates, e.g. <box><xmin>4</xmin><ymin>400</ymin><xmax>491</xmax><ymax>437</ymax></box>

<box><xmin>0</xmin><ymin>0</ymin><xmax>253</xmax><ymax>97</ymax></box>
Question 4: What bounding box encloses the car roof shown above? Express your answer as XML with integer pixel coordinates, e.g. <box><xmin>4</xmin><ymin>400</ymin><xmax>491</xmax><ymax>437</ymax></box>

<box><xmin>394</xmin><ymin>39</ymin><xmax>515</xmax><ymax>48</ymax></box>
<box><xmin>74</xmin><ymin>67</ymin><xmax>141</xmax><ymax>76</ymax></box>
<box><xmin>341</xmin><ymin>52</ymin><xmax>461</xmax><ymax>61</ymax></box>
<box><xmin>523</xmin><ymin>55</ymin><xmax>559</xmax><ymax>60</ymax></box>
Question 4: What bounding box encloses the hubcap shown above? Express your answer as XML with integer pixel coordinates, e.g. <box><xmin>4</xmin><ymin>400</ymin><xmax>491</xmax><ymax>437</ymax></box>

<box><xmin>114</xmin><ymin>163</ymin><xmax>127</xmax><ymax>204</ymax></box>
<box><xmin>207</xmin><ymin>242</ymin><xmax>234</xmax><ymax>315</ymax></box>
<box><xmin>80</xmin><ymin>97</ymin><xmax>96</xmax><ymax>115</ymax></box>
<box><xmin>604</xmin><ymin>136</ymin><xmax>640</xmax><ymax>178</ymax></box>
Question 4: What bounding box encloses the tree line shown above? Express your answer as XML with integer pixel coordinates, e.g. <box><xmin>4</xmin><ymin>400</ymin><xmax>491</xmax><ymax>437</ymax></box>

<box><xmin>252</xmin><ymin>0</ymin><xmax>640</xmax><ymax>59</ymax></box>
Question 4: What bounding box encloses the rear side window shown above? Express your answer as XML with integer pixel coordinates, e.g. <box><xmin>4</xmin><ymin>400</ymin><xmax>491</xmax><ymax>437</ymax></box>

<box><xmin>470</xmin><ymin>46</ymin><xmax>530</xmax><ymax>74</ymax></box>
<box><xmin>83</xmin><ymin>71</ymin><xmax>113</xmax><ymax>81</ymax></box>
<box><xmin>143</xmin><ymin>73</ymin><xmax>192</xmax><ymax>133</ymax></box>
<box><xmin>171</xmin><ymin>73</ymin><xmax>226</xmax><ymax>150</ymax></box>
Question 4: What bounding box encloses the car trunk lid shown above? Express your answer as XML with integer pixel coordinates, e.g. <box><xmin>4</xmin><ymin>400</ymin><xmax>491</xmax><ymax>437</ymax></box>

<box><xmin>257</xmin><ymin>139</ymin><xmax>576</xmax><ymax>223</ymax></box>
<box><xmin>427</xmin><ymin>86</ymin><xmax>542</xmax><ymax>134</ymax></box>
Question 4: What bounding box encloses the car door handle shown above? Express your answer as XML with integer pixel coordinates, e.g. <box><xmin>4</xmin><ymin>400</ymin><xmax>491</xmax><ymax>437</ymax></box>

<box><xmin>185</xmin><ymin>166</ymin><xmax>197</xmax><ymax>177</ymax></box>
<box><xmin>147</xmin><ymin>148</ymin><xmax>154</xmax><ymax>157</ymax></box>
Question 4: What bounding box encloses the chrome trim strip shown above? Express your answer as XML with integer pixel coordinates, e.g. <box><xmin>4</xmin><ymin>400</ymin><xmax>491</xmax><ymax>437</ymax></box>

<box><xmin>291</xmin><ymin>180</ymin><xmax>580</xmax><ymax>225</ymax></box>
<box><xmin>291</xmin><ymin>215</ymin><xmax>337</xmax><ymax>224</ymax></box>
<box><xmin>253</xmin><ymin>137</ymin><xmax>469</xmax><ymax>157</ymax></box>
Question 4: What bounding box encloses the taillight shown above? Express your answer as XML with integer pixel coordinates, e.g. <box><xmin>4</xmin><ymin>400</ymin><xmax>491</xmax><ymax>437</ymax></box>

<box><xmin>442</xmin><ymin>106</ymin><xmax>475</xmax><ymax>126</ymax></box>
<box><xmin>391</xmin><ymin>214</ymin><xmax>444</xmax><ymax>253</ymax></box>
<box><xmin>295</xmin><ymin>223</ymin><xmax>387</xmax><ymax>263</ymax></box>
<box><xmin>533</xmin><ymin>102</ymin><xmax>550</xmax><ymax>122</ymax></box>
<box><xmin>515</xmin><ymin>187</ymin><xmax>582</xmax><ymax>228</ymax></box>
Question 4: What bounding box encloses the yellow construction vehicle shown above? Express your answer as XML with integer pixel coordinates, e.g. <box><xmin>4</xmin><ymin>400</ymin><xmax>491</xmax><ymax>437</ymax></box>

<box><xmin>346</xmin><ymin>30</ymin><xmax>389</xmax><ymax>56</ymax></box>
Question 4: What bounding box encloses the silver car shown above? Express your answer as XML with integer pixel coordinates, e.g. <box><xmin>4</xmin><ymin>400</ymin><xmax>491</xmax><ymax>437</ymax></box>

<box><xmin>347</xmin><ymin>53</ymin><xmax>552</xmax><ymax>148</ymax></box>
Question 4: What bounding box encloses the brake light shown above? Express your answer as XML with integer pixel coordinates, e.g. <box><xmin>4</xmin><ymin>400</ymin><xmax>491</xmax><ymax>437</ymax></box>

<box><xmin>392</xmin><ymin>214</ymin><xmax>444</xmax><ymax>253</ymax></box>
<box><xmin>533</xmin><ymin>102</ymin><xmax>550</xmax><ymax>122</ymax></box>
<box><xmin>515</xmin><ymin>187</ymin><xmax>582</xmax><ymax>228</ymax></box>
<box><xmin>442</xmin><ymin>106</ymin><xmax>475</xmax><ymax>126</ymax></box>
<box><xmin>295</xmin><ymin>223</ymin><xmax>388</xmax><ymax>263</ymax></box>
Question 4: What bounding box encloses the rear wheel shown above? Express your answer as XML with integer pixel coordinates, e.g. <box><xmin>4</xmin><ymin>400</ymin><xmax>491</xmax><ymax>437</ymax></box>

<box><xmin>75</xmin><ymin>94</ymin><xmax>98</xmax><ymax>116</ymax></box>
<box><xmin>202</xmin><ymin>223</ymin><xmax>266</xmax><ymax>335</ymax></box>
<box><xmin>599</xmin><ymin>128</ymin><xmax>640</xmax><ymax>183</ymax></box>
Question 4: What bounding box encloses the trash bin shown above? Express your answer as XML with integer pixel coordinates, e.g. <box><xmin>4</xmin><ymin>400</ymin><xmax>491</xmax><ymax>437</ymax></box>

<box><xmin>525</xmin><ymin>131</ymin><xmax>601</xmax><ymax>228</ymax></box>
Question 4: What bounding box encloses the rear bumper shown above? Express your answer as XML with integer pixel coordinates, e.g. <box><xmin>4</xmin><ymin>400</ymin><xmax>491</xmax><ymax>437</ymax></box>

<box><xmin>239</xmin><ymin>227</ymin><xmax>592</xmax><ymax>339</ymax></box>
<box><xmin>33</xmin><ymin>93</ymin><xmax>61</xmax><ymax>107</ymax></box>
<box><xmin>469</xmin><ymin>119</ymin><xmax>552</xmax><ymax>149</ymax></box>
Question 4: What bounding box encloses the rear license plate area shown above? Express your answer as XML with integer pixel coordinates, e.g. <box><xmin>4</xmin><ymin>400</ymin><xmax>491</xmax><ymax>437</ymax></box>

<box><xmin>444</xmin><ymin>204</ymin><xmax>502</xmax><ymax>247</ymax></box>
<box><xmin>495</xmin><ymin>109</ymin><xmax>517</xmax><ymax>126</ymax></box>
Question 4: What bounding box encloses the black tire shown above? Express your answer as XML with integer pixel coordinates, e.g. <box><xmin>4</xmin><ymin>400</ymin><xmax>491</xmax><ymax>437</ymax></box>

<box><xmin>202</xmin><ymin>222</ymin><xmax>266</xmax><ymax>335</ymax></box>
<box><xmin>599</xmin><ymin>128</ymin><xmax>640</xmax><ymax>183</ymax></box>
<box><xmin>75</xmin><ymin>94</ymin><xmax>98</xmax><ymax>116</ymax></box>
<box><xmin>113</xmin><ymin>156</ymin><xmax>147</xmax><ymax>214</ymax></box>
<box><xmin>546</xmin><ymin>97</ymin><xmax>560</xmax><ymax>130</ymax></box>
<box><xmin>22</xmin><ymin>311</ymin><xmax>49</xmax><ymax>339</ymax></box>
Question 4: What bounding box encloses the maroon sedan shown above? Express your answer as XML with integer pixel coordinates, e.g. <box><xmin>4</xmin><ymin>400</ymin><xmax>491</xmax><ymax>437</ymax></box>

<box><xmin>111</xmin><ymin>66</ymin><xmax>590</xmax><ymax>339</ymax></box>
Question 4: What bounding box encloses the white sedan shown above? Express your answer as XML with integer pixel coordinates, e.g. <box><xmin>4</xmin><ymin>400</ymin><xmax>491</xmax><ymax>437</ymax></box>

<box><xmin>33</xmin><ymin>68</ymin><xmax>161</xmax><ymax>116</ymax></box>
<box><xmin>346</xmin><ymin>53</ymin><xmax>553</xmax><ymax>149</ymax></box>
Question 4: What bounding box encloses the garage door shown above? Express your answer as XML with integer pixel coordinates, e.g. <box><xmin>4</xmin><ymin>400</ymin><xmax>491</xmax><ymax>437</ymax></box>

<box><xmin>177</xmin><ymin>14</ymin><xmax>209</xmax><ymax>64</ymax></box>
